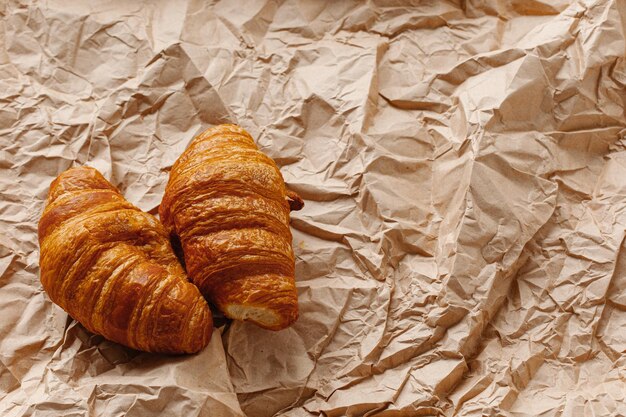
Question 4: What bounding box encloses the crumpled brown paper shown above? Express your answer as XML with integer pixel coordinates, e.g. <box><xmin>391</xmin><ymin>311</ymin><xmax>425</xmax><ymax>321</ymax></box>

<box><xmin>1</xmin><ymin>0</ymin><xmax>625</xmax><ymax>415</ymax></box>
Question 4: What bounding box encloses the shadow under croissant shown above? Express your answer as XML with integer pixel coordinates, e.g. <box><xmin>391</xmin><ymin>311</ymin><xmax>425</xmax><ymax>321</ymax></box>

<box><xmin>61</xmin><ymin>319</ymin><xmax>219</xmax><ymax>375</ymax></box>
<box><xmin>63</xmin><ymin>317</ymin><xmax>142</xmax><ymax>366</ymax></box>
<box><xmin>63</xmin><ymin>312</ymin><xmax>232</xmax><ymax>366</ymax></box>
<box><xmin>168</xmin><ymin>232</ymin><xmax>233</xmax><ymax>331</ymax></box>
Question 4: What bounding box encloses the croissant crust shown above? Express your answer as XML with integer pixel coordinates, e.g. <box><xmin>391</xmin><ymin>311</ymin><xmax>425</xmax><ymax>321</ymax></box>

<box><xmin>38</xmin><ymin>167</ymin><xmax>213</xmax><ymax>354</ymax></box>
<box><xmin>160</xmin><ymin>124</ymin><xmax>302</xmax><ymax>330</ymax></box>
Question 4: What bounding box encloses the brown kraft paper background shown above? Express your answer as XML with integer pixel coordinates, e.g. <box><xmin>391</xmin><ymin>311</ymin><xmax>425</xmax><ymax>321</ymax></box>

<box><xmin>1</xmin><ymin>0</ymin><xmax>626</xmax><ymax>416</ymax></box>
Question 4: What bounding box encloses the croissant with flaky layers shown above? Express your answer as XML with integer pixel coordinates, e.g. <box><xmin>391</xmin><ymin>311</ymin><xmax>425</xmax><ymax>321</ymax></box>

<box><xmin>160</xmin><ymin>124</ymin><xmax>304</xmax><ymax>331</ymax></box>
<box><xmin>38</xmin><ymin>166</ymin><xmax>213</xmax><ymax>354</ymax></box>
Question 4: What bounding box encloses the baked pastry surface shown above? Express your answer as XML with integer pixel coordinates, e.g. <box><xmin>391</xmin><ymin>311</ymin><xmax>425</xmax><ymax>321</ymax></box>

<box><xmin>160</xmin><ymin>124</ymin><xmax>303</xmax><ymax>330</ymax></box>
<box><xmin>38</xmin><ymin>166</ymin><xmax>213</xmax><ymax>353</ymax></box>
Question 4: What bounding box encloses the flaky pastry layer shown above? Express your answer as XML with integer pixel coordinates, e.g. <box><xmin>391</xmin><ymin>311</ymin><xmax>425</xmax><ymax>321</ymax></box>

<box><xmin>160</xmin><ymin>124</ymin><xmax>302</xmax><ymax>330</ymax></box>
<box><xmin>39</xmin><ymin>167</ymin><xmax>213</xmax><ymax>353</ymax></box>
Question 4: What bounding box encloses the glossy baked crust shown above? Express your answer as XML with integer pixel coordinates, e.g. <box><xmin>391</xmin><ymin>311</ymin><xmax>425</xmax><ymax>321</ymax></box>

<box><xmin>160</xmin><ymin>124</ymin><xmax>303</xmax><ymax>330</ymax></box>
<box><xmin>38</xmin><ymin>167</ymin><xmax>213</xmax><ymax>354</ymax></box>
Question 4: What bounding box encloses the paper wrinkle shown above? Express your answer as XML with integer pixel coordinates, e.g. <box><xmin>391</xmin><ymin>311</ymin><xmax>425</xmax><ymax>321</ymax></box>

<box><xmin>1</xmin><ymin>0</ymin><xmax>626</xmax><ymax>416</ymax></box>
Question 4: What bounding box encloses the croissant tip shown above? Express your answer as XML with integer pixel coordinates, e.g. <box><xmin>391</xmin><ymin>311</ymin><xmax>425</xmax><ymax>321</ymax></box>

<box><xmin>286</xmin><ymin>191</ymin><xmax>304</xmax><ymax>212</ymax></box>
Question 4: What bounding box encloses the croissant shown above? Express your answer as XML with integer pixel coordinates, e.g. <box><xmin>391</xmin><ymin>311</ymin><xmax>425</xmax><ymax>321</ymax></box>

<box><xmin>160</xmin><ymin>124</ymin><xmax>304</xmax><ymax>330</ymax></box>
<box><xmin>38</xmin><ymin>167</ymin><xmax>213</xmax><ymax>354</ymax></box>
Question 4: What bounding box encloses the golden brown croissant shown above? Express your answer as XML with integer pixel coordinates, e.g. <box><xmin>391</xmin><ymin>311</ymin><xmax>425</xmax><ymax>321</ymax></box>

<box><xmin>38</xmin><ymin>166</ymin><xmax>213</xmax><ymax>354</ymax></box>
<box><xmin>160</xmin><ymin>124</ymin><xmax>303</xmax><ymax>331</ymax></box>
